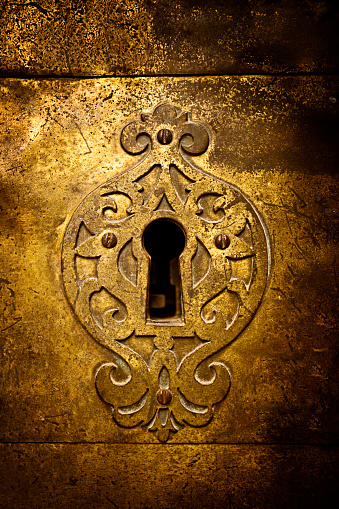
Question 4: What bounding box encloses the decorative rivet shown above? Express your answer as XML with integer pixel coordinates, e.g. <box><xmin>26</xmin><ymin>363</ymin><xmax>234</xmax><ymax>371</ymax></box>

<box><xmin>102</xmin><ymin>232</ymin><xmax>117</xmax><ymax>248</ymax></box>
<box><xmin>157</xmin><ymin>129</ymin><xmax>172</xmax><ymax>145</ymax></box>
<box><xmin>215</xmin><ymin>233</ymin><xmax>230</xmax><ymax>249</ymax></box>
<box><xmin>157</xmin><ymin>388</ymin><xmax>172</xmax><ymax>405</ymax></box>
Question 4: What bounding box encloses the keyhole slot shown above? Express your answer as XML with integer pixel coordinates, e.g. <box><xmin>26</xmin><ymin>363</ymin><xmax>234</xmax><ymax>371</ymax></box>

<box><xmin>143</xmin><ymin>219</ymin><xmax>186</xmax><ymax>322</ymax></box>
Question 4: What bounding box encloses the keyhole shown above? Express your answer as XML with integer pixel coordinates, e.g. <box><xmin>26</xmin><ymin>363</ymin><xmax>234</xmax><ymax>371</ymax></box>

<box><xmin>143</xmin><ymin>219</ymin><xmax>186</xmax><ymax>321</ymax></box>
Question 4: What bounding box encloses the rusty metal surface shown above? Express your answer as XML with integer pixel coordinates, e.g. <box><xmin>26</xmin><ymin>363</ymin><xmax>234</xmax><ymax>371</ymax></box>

<box><xmin>0</xmin><ymin>0</ymin><xmax>338</xmax><ymax>76</ymax></box>
<box><xmin>0</xmin><ymin>76</ymin><xmax>338</xmax><ymax>450</ymax></box>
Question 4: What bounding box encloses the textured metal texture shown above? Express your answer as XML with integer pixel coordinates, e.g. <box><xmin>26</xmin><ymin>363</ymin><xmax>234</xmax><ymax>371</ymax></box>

<box><xmin>0</xmin><ymin>0</ymin><xmax>338</xmax><ymax>76</ymax></box>
<box><xmin>0</xmin><ymin>75</ymin><xmax>338</xmax><ymax>441</ymax></box>
<box><xmin>0</xmin><ymin>444</ymin><xmax>338</xmax><ymax>509</ymax></box>
<box><xmin>0</xmin><ymin>11</ymin><xmax>338</xmax><ymax>503</ymax></box>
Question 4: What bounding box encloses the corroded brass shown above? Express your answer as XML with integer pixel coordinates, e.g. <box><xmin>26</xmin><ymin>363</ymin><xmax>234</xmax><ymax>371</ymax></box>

<box><xmin>62</xmin><ymin>104</ymin><xmax>270</xmax><ymax>442</ymax></box>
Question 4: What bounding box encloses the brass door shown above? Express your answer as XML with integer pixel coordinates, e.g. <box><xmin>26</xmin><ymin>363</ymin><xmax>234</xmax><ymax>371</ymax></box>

<box><xmin>0</xmin><ymin>2</ymin><xmax>338</xmax><ymax>508</ymax></box>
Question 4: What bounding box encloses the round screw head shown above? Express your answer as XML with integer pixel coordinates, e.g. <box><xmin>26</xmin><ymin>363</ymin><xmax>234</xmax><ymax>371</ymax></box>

<box><xmin>157</xmin><ymin>129</ymin><xmax>173</xmax><ymax>145</ymax></box>
<box><xmin>157</xmin><ymin>388</ymin><xmax>172</xmax><ymax>405</ymax></box>
<box><xmin>102</xmin><ymin>232</ymin><xmax>117</xmax><ymax>248</ymax></box>
<box><xmin>215</xmin><ymin>233</ymin><xmax>230</xmax><ymax>249</ymax></box>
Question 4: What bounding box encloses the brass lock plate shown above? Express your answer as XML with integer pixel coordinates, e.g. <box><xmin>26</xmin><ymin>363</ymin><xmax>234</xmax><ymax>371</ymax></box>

<box><xmin>62</xmin><ymin>104</ymin><xmax>270</xmax><ymax>442</ymax></box>
<box><xmin>1</xmin><ymin>76</ymin><xmax>338</xmax><ymax>449</ymax></box>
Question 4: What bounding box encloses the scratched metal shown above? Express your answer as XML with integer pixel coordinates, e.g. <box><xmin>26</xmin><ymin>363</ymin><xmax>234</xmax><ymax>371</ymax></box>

<box><xmin>0</xmin><ymin>443</ymin><xmax>338</xmax><ymax>509</ymax></box>
<box><xmin>0</xmin><ymin>1</ymin><xmax>338</xmax><ymax>76</ymax></box>
<box><xmin>0</xmin><ymin>76</ymin><xmax>338</xmax><ymax>447</ymax></box>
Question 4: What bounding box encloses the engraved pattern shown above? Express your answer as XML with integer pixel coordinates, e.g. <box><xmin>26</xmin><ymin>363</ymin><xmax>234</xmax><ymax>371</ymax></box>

<box><xmin>62</xmin><ymin>104</ymin><xmax>270</xmax><ymax>442</ymax></box>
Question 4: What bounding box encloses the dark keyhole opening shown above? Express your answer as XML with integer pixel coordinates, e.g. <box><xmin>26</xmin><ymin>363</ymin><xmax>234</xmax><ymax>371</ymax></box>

<box><xmin>143</xmin><ymin>219</ymin><xmax>186</xmax><ymax>321</ymax></box>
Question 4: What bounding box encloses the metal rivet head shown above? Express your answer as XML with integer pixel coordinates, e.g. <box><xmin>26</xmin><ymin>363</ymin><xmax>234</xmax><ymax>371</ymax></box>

<box><xmin>157</xmin><ymin>129</ymin><xmax>173</xmax><ymax>145</ymax></box>
<box><xmin>102</xmin><ymin>232</ymin><xmax>117</xmax><ymax>248</ymax></box>
<box><xmin>215</xmin><ymin>233</ymin><xmax>230</xmax><ymax>249</ymax></box>
<box><xmin>157</xmin><ymin>388</ymin><xmax>172</xmax><ymax>405</ymax></box>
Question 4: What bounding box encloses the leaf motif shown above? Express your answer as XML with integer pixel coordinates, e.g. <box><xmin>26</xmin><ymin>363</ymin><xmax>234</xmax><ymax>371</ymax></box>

<box><xmin>110</xmin><ymin>198</ymin><xmax>117</xmax><ymax>212</ymax></box>
<box><xmin>224</xmin><ymin>203</ymin><xmax>249</xmax><ymax>235</ymax></box>
<box><xmin>76</xmin><ymin>236</ymin><xmax>102</xmax><ymax>258</ymax></box>
<box><xmin>120</xmin><ymin>121</ymin><xmax>151</xmax><ymax>154</ymax></box>
<box><xmin>196</xmin><ymin>193</ymin><xmax>225</xmax><ymax>223</ymax></box>
<box><xmin>201</xmin><ymin>289</ymin><xmax>239</xmax><ymax>329</ymax></box>
<box><xmin>225</xmin><ymin>236</ymin><xmax>253</xmax><ymax>260</ymax></box>
<box><xmin>101</xmin><ymin>193</ymin><xmax>133</xmax><ymax>221</ymax></box>
<box><xmin>213</xmin><ymin>195</ymin><xmax>227</xmax><ymax>213</ymax></box>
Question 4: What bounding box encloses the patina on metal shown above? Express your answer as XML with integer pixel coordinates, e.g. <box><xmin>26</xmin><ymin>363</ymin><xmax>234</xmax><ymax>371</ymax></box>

<box><xmin>62</xmin><ymin>104</ymin><xmax>270</xmax><ymax>442</ymax></box>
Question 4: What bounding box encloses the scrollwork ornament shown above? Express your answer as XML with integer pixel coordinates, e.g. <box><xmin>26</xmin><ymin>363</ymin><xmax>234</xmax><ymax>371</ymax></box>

<box><xmin>62</xmin><ymin>104</ymin><xmax>271</xmax><ymax>442</ymax></box>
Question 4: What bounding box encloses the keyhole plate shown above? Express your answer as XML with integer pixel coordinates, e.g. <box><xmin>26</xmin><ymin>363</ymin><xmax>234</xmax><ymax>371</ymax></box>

<box><xmin>62</xmin><ymin>104</ymin><xmax>270</xmax><ymax>442</ymax></box>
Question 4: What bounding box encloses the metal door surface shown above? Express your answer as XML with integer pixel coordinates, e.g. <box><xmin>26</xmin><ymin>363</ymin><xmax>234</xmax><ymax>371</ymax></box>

<box><xmin>0</xmin><ymin>2</ymin><xmax>338</xmax><ymax>508</ymax></box>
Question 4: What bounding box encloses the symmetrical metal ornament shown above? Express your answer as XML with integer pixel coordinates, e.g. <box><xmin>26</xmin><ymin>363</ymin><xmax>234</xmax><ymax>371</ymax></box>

<box><xmin>62</xmin><ymin>104</ymin><xmax>270</xmax><ymax>442</ymax></box>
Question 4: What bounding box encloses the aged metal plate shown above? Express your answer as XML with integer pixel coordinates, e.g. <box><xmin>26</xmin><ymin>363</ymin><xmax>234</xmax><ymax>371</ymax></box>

<box><xmin>0</xmin><ymin>0</ymin><xmax>338</xmax><ymax>76</ymax></box>
<box><xmin>0</xmin><ymin>76</ymin><xmax>338</xmax><ymax>447</ymax></box>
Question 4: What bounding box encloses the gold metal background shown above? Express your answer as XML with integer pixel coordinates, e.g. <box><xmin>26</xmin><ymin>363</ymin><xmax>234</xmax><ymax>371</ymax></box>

<box><xmin>0</xmin><ymin>1</ymin><xmax>338</xmax><ymax>507</ymax></box>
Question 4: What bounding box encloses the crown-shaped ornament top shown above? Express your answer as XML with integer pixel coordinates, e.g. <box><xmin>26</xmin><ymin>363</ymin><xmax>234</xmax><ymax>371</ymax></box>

<box><xmin>121</xmin><ymin>104</ymin><xmax>210</xmax><ymax>157</ymax></box>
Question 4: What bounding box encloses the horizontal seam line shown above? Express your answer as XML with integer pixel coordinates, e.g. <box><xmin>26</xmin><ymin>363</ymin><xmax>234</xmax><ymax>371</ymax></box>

<box><xmin>0</xmin><ymin>442</ymin><xmax>338</xmax><ymax>446</ymax></box>
<box><xmin>0</xmin><ymin>72</ymin><xmax>338</xmax><ymax>80</ymax></box>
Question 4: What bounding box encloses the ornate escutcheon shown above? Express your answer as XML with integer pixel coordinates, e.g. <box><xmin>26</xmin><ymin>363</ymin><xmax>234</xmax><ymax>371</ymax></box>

<box><xmin>62</xmin><ymin>104</ymin><xmax>271</xmax><ymax>442</ymax></box>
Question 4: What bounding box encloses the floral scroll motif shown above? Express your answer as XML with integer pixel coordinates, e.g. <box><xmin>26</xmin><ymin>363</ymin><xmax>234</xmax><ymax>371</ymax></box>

<box><xmin>62</xmin><ymin>104</ymin><xmax>270</xmax><ymax>442</ymax></box>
